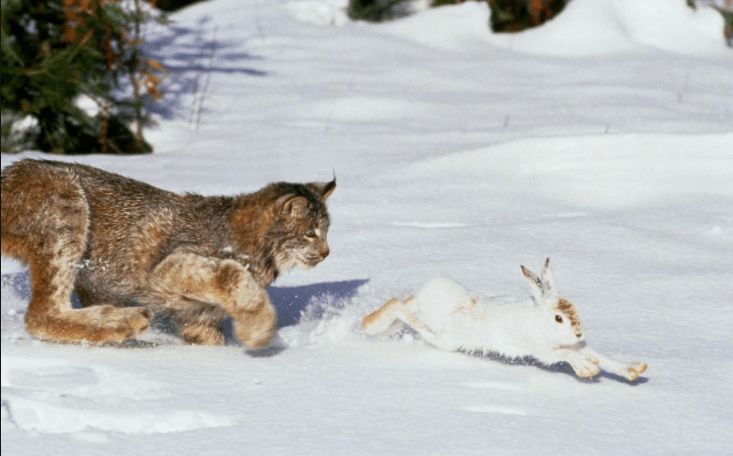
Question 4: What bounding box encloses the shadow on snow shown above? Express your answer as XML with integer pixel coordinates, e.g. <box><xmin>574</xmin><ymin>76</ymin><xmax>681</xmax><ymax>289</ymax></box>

<box><xmin>460</xmin><ymin>348</ymin><xmax>649</xmax><ymax>386</ymax></box>
<box><xmin>138</xmin><ymin>15</ymin><xmax>269</xmax><ymax>121</ymax></box>
<box><xmin>1</xmin><ymin>271</ymin><xmax>369</xmax><ymax>345</ymax></box>
<box><xmin>1</xmin><ymin>272</ymin><xmax>646</xmax><ymax>383</ymax></box>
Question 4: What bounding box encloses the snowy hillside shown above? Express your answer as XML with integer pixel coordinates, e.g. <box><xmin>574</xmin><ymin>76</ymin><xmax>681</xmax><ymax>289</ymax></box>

<box><xmin>2</xmin><ymin>0</ymin><xmax>732</xmax><ymax>455</ymax></box>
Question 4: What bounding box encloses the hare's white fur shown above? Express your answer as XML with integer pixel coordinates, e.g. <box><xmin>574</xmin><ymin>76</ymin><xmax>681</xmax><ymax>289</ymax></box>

<box><xmin>362</xmin><ymin>258</ymin><xmax>647</xmax><ymax>381</ymax></box>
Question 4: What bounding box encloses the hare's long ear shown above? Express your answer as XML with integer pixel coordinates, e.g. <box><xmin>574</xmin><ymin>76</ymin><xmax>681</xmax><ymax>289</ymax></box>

<box><xmin>521</xmin><ymin>265</ymin><xmax>544</xmax><ymax>305</ymax></box>
<box><xmin>540</xmin><ymin>258</ymin><xmax>559</xmax><ymax>302</ymax></box>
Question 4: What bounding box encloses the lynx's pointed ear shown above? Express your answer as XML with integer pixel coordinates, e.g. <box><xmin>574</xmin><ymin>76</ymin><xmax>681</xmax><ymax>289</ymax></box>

<box><xmin>280</xmin><ymin>195</ymin><xmax>309</xmax><ymax>218</ymax></box>
<box><xmin>308</xmin><ymin>177</ymin><xmax>336</xmax><ymax>201</ymax></box>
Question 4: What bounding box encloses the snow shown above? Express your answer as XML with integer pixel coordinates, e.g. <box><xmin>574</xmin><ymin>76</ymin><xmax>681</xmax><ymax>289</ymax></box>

<box><xmin>486</xmin><ymin>0</ymin><xmax>729</xmax><ymax>55</ymax></box>
<box><xmin>2</xmin><ymin>0</ymin><xmax>733</xmax><ymax>454</ymax></box>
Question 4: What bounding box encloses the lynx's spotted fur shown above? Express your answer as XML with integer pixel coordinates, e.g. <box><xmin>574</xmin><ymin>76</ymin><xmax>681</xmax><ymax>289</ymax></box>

<box><xmin>1</xmin><ymin>159</ymin><xmax>335</xmax><ymax>347</ymax></box>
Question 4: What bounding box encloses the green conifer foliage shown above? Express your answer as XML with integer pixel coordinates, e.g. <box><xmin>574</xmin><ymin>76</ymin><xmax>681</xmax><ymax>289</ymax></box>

<box><xmin>1</xmin><ymin>0</ymin><xmax>166</xmax><ymax>154</ymax></box>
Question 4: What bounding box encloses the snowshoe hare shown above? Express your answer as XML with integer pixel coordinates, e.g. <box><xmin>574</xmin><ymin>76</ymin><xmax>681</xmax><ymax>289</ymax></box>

<box><xmin>362</xmin><ymin>258</ymin><xmax>647</xmax><ymax>381</ymax></box>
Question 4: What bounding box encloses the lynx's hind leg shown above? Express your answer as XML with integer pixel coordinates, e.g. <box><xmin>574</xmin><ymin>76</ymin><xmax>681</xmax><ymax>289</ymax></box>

<box><xmin>167</xmin><ymin>302</ymin><xmax>229</xmax><ymax>346</ymax></box>
<box><xmin>1</xmin><ymin>162</ymin><xmax>151</xmax><ymax>344</ymax></box>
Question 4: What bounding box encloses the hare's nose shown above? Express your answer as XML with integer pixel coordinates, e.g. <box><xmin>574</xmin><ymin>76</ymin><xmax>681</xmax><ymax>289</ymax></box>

<box><xmin>575</xmin><ymin>332</ymin><xmax>583</xmax><ymax>338</ymax></box>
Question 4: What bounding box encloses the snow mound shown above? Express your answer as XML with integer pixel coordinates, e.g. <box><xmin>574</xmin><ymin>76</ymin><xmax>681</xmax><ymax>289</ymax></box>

<box><xmin>400</xmin><ymin>133</ymin><xmax>733</xmax><ymax>208</ymax></box>
<box><xmin>379</xmin><ymin>2</ymin><xmax>495</xmax><ymax>51</ymax></box>
<box><xmin>304</xmin><ymin>95</ymin><xmax>432</xmax><ymax>122</ymax></box>
<box><xmin>286</xmin><ymin>0</ymin><xmax>350</xmax><ymax>26</ymax></box>
<box><xmin>378</xmin><ymin>0</ymin><xmax>727</xmax><ymax>55</ymax></box>
<box><xmin>1</xmin><ymin>354</ymin><xmax>234</xmax><ymax>437</ymax></box>
<box><xmin>492</xmin><ymin>0</ymin><xmax>727</xmax><ymax>56</ymax></box>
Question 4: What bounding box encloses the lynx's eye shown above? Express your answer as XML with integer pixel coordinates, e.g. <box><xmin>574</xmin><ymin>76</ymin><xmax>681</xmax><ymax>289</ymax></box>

<box><xmin>303</xmin><ymin>231</ymin><xmax>317</xmax><ymax>241</ymax></box>
<box><xmin>555</xmin><ymin>314</ymin><xmax>564</xmax><ymax>324</ymax></box>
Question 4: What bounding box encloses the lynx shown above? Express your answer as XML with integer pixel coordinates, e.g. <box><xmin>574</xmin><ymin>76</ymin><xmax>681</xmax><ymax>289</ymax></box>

<box><xmin>1</xmin><ymin>159</ymin><xmax>335</xmax><ymax>348</ymax></box>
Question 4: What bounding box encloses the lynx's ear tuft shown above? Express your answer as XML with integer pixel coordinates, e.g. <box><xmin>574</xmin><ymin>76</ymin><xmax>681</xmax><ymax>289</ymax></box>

<box><xmin>308</xmin><ymin>177</ymin><xmax>336</xmax><ymax>201</ymax></box>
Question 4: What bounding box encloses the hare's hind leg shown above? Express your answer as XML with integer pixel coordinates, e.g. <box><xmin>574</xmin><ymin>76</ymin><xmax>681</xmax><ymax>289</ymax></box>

<box><xmin>362</xmin><ymin>296</ymin><xmax>429</xmax><ymax>336</ymax></box>
<box><xmin>362</xmin><ymin>297</ymin><xmax>448</xmax><ymax>349</ymax></box>
<box><xmin>362</xmin><ymin>298</ymin><xmax>408</xmax><ymax>336</ymax></box>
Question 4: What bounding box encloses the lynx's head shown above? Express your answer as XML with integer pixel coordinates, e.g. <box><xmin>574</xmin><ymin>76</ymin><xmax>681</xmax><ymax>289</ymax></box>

<box><xmin>266</xmin><ymin>178</ymin><xmax>336</xmax><ymax>272</ymax></box>
<box><xmin>228</xmin><ymin>177</ymin><xmax>336</xmax><ymax>285</ymax></box>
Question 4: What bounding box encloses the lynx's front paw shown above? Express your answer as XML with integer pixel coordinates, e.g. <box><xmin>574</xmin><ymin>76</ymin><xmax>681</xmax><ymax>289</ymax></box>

<box><xmin>233</xmin><ymin>301</ymin><xmax>277</xmax><ymax>349</ymax></box>
<box><xmin>102</xmin><ymin>307</ymin><xmax>152</xmax><ymax>343</ymax></box>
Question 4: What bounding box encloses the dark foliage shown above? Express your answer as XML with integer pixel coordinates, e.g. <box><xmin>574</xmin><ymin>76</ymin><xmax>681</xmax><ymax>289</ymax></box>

<box><xmin>1</xmin><ymin>0</ymin><xmax>165</xmax><ymax>154</ymax></box>
<box><xmin>152</xmin><ymin>0</ymin><xmax>210</xmax><ymax>12</ymax></box>
<box><xmin>347</xmin><ymin>0</ymin><xmax>414</xmax><ymax>22</ymax></box>
<box><xmin>485</xmin><ymin>0</ymin><xmax>568</xmax><ymax>32</ymax></box>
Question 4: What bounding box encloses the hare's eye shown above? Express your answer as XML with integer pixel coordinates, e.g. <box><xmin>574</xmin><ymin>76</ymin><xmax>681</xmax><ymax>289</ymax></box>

<box><xmin>555</xmin><ymin>315</ymin><xmax>563</xmax><ymax>324</ymax></box>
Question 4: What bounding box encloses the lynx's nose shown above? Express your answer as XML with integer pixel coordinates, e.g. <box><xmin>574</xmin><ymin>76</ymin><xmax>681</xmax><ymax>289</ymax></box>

<box><xmin>319</xmin><ymin>244</ymin><xmax>330</xmax><ymax>260</ymax></box>
<box><xmin>306</xmin><ymin>244</ymin><xmax>329</xmax><ymax>264</ymax></box>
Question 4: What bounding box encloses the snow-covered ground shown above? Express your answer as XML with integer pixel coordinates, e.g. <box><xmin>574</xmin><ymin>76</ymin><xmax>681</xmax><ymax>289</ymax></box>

<box><xmin>2</xmin><ymin>0</ymin><xmax>732</xmax><ymax>454</ymax></box>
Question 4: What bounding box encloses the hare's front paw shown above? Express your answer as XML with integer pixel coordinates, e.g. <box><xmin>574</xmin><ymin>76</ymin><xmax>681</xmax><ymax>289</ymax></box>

<box><xmin>569</xmin><ymin>356</ymin><xmax>601</xmax><ymax>378</ymax></box>
<box><xmin>623</xmin><ymin>362</ymin><xmax>647</xmax><ymax>381</ymax></box>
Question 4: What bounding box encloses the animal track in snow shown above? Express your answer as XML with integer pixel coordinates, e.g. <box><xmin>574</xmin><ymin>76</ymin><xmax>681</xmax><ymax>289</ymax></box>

<box><xmin>459</xmin><ymin>405</ymin><xmax>529</xmax><ymax>416</ymax></box>
<box><xmin>393</xmin><ymin>221</ymin><xmax>467</xmax><ymax>229</ymax></box>
<box><xmin>1</xmin><ymin>356</ymin><xmax>233</xmax><ymax>437</ymax></box>
<box><xmin>458</xmin><ymin>381</ymin><xmax>525</xmax><ymax>391</ymax></box>
<box><xmin>457</xmin><ymin>377</ymin><xmax>531</xmax><ymax>416</ymax></box>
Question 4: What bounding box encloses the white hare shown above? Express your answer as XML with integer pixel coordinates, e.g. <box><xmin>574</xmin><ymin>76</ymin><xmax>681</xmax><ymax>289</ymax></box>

<box><xmin>362</xmin><ymin>258</ymin><xmax>647</xmax><ymax>381</ymax></box>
